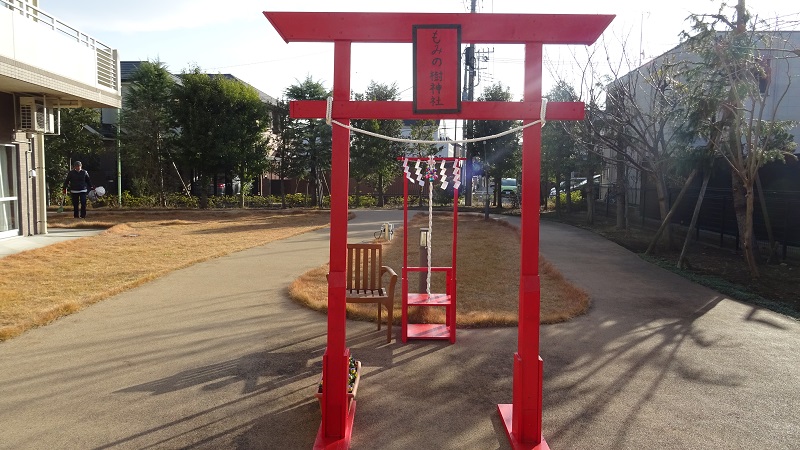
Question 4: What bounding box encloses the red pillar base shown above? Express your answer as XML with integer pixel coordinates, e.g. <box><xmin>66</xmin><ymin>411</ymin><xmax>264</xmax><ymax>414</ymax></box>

<box><xmin>497</xmin><ymin>404</ymin><xmax>550</xmax><ymax>450</ymax></box>
<box><xmin>314</xmin><ymin>400</ymin><xmax>357</xmax><ymax>450</ymax></box>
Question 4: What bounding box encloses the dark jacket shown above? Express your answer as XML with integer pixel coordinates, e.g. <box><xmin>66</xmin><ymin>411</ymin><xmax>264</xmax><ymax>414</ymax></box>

<box><xmin>64</xmin><ymin>169</ymin><xmax>92</xmax><ymax>192</ymax></box>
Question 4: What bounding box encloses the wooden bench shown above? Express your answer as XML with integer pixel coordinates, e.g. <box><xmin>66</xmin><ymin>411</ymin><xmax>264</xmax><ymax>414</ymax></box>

<box><xmin>345</xmin><ymin>243</ymin><xmax>397</xmax><ymax>343</ymax></box>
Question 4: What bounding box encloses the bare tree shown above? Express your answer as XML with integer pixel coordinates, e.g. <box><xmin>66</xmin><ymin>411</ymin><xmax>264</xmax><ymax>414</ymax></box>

<box><xmin>682</xmin><ymin>0</ymin><xmax>798</xmax><ymax>277</ymax></box>
<box><xmin>549</xmin><ymin>29</ymin><xmax>694</xmax><ymax>233</ymax></box>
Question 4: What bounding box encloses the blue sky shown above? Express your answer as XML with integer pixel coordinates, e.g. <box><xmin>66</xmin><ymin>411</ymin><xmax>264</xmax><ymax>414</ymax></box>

<box><xmin>42</xmin><ymin>0</ymin><xmax>797</xmax><ymax>104</ymax></box>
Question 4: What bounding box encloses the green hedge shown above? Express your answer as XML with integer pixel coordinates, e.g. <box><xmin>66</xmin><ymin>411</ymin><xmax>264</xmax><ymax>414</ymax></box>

<box><xmin>82</xmin><ymin>192</ymin><xmax>402</xmax><ymax>209</ymax></box>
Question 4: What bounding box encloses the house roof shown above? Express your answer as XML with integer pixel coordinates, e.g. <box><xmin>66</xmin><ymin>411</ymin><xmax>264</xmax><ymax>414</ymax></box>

<box><xmin>119</xmin><ymin>62</ymin><xmax>278</xmax><ymax>106</ymax></box>
<box><xmin>120</xmin><ymin>61</ymin><xmax>182</xmax><ymax>84</ymax></box>
<box><xmin>210</xmin><ymin>74</ymin><xmax>279</xmax><ymax>106</ymax></box>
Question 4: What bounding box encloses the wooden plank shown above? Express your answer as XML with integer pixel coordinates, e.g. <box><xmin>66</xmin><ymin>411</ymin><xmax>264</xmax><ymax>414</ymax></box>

<box><xmin>264</xmin><ymin>12</ymin><xmax>614</xmax><ymax>45</ymax></box>
<box><xmin>369</xmin><ymin>247</ymin><xmax>378</xmax><ymax>290</ymax></box>
<box><xmin>407</xmin><ymin>293</ymin><xmax>452</xmax><ymax>305</ymax></box>
<box><xmin>291</xmin><ymin>100</ymin><xmax>585</xmax><ymax>121</ymax></box>
<box><xmin>405</xmin><ymin>266</ymin><xmax>453</xmax><ymax>272</ymax></box>
<box><xmin>406</xmin><ymin>323</ymin><xmax>452</xmax><ymax>339</ymax></box>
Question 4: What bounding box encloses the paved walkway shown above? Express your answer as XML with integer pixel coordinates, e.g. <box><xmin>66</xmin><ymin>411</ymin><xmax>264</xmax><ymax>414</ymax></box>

<box><xmin>0</xmin><ymin>211</ymin><xmax>797</xmax><ymax>449</ymax></box>
<box><xmin>0</xmin><ymin>227</ymin><xmax>102</xmax><ymax>259</ymax></box>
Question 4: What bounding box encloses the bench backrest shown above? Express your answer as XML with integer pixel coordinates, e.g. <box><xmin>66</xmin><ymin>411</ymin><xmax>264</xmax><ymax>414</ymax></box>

<box><xmin>347</xmin><ymin>243</ymin><xmax>383</xmax><ymax>291</ymax></box>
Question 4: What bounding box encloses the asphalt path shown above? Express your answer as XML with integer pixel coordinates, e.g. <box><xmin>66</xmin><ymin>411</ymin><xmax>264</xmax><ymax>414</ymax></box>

<box><xmin>0</xmin><ymin>210</ymin><xmax>797</xmax><ymax>449</ymax></box>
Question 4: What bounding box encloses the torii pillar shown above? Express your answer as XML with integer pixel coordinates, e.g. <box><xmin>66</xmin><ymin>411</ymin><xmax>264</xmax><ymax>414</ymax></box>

<box><xmin>264</xmin><ymin>11</ymin><xmax>613</xmax><ymax>449</ymax></box>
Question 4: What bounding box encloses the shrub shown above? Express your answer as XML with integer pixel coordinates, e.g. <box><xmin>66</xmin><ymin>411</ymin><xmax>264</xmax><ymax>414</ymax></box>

<box><xmin>433</xmin><ymin>186</ymin><xmax>455</xmax><ymax>206</ymax></box>
<box><xmin>385</xmin><ymin>196</ymin><xmax>404</xmax><ymax>207</ymax></box>
<box><xmin>284</xmin><ymin>193</ymin><xmax>310</xmax><ymax>208</ymax></box>
<box><xmin>548</xmin><ymin>190</ymin><xmax>584</xmax><ymax>210</ymax></box>
<box><xmin>244</xmin><ymin>195</ymin><xmax>276</xmax><ymax>208</ymax></box>
<box><xmin>349</xmin><ymin>195</ymin><xmax>377</xmax><ymax>208</ymax></box>
<box><xmin>166</xmin><ymin>193</ymin><xmax>199</xmax><ymax>208</ymax></box>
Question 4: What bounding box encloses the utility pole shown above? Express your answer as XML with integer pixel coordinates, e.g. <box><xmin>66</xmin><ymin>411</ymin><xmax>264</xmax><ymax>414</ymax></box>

<box><xmin>463</xmin><ymin>0</ymin><xmax>477</xmax><ymax>206</ymax></box>
<box><xmin>736</xmin><ymin>0</ymin><xmax>746</xmax><ymax>33</ymax></box>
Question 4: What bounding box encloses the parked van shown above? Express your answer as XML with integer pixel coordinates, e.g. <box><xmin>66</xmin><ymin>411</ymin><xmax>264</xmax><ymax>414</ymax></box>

<box><xmin>501</xmin><ymin>178</ymin><xmax>518</xmax><ymax>195</ymax></box>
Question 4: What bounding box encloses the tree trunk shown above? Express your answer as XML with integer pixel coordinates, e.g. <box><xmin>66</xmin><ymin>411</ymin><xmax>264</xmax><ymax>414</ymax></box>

<box><xmin>732</xmin><ymin>171</ymin><xmax>760</xmax><ymax>278</ymax></box>
<box><xmin>586</xmin><ymin>171</ymin><xmax>595</xmax><ymax>225</ymax></box>
<box><xmin>310</xmin><ymin>158</ymin><xmax>318</xmax><ymax>208</ymax></box>
<box><xmin>755</xmin><ymin>172</ymin><xmax>778</xmax><ymax>263</ymax></box>
<box><xmin>157</xmin><ymin>149</ymin><xmax>166</xmax><ymax>207</ymax></box>
<box><xmin>652</xmin><ymin>173</ymin><xmax>673</xmax><ymax>249</ymax></box>
<box><xmin>199</xmin><ymin>174</ymin><xmax>209</xmax><ymax>209</ymax></box>
<box><xmin>540</xmin><ymin>169</ymin><xmax>548</xmax><ymax>212</ymax></box>
<box><xmin>565</xmin><ymin>172</ymin><xmax>573</xmax><ymax>213</ymax></box>
<box><xmin>728</xmin><ymin>0</ymin><xmax>758</xmax><ymax>277</ymax></box>
<box><xmin>494</xmin><ymin>174</ymin><xmax>501</xmax><ymax>208</ymax></box>
<box><xmin>615</xmin><ymin>156</ymin><xmax>626</xmax><ymax>229</ymax></box>
<box><xmin>744</xmin><ymin>184</ymin><xmax>760</xmax><ymax>277</ymax></box>
<box><xmin>240</xmin><ymin>168</ymin><xmax>246</xmax><ymax>209</ymax></box>
<box><xmin>377</xmin><ymin>172</ymin><xmax>384</xmax><ymax>207</ymax></box>
<box><xmin>279</xmin><ymin>154</ymin><xmax>286</xmax><ymax>209</ymax></box>
<box><xmin>646</xmin><ymin>169</ymin><xmax>698</xmax><ymax>255</ymax></box>
<box><xmin>554</xmin><ymin>172</ymin><xmax>562</xmax><ymax>218</ymax></box>
<box><xmin>677</xmin><ymin>171</ymin><xmax>710</xmax><ymax>269</ymax></box>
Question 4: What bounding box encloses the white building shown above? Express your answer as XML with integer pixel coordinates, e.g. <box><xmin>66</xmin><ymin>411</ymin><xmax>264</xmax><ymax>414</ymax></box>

<box><xmin>1</xmin><ymin>0</ymin><xmax>121</xmax><ymax>238</ymax></box>
<box><xmin>602</xmin><ymin>30</ymin><xmax>800</xmax><ymax>204</ymax></box>
<box><xmin>400</xmin><ymin>120</ymin><xmax>456</xmax><ymax>158</ymax></box>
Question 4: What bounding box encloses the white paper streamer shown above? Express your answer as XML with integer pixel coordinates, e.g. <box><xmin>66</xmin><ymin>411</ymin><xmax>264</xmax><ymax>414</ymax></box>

<box><xmin>439</xmin><ymin>160</ymin><xmax>448</xmax><ymax>190</ymax></box>
<box><xmin>452</xmin><ymin>159</ymin><xmax>462</xmax><ymax>190</ymax></box>
<box><xmin>402</xmin><ymin>157</ymin><xmax>412</xmax><ymax>181</ymax></box>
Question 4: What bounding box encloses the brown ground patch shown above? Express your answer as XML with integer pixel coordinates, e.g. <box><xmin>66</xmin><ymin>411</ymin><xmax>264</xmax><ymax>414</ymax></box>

<box><xmin>289</xmin><ymin>213</ymin><xmax>590</xmax><ymax>326</ymax></box>
<box><xmin>0</xmin><ymin>209</ymin><xmax>331</xmax><ymax>341</ymax></box>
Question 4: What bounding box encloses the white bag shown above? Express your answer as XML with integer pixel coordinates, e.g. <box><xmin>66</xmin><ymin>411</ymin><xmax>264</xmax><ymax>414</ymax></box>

<box><xmin>88</xmin><ymin>186</ymin><xmax>106</xmax><ymax>202</ymax></box>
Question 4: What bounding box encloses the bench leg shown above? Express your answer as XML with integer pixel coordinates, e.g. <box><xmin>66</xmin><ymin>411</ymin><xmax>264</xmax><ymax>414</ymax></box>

<box><xmin>385</xmin><ymin>300</ymin><xmax>393</xmax><ymax>343</ymax></box>
<box><xmin>376</xmin><ymin>303</ymin><xmax>382</xmax><ymax>331</ymax></box>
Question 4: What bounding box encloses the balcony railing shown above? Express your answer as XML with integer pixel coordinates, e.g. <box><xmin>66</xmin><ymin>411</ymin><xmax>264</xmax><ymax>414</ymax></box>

<box><xmin>2</xmin><ymin>0</ymin><xmax>119</xmax><ymax>90</ymax></box>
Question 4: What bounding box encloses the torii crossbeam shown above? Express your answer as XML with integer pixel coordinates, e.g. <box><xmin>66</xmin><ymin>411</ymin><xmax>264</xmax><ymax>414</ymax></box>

<box><xmin>264</xmin><ymin>11</ymin><xmax>612</xmax><ymax>450</ymax></box>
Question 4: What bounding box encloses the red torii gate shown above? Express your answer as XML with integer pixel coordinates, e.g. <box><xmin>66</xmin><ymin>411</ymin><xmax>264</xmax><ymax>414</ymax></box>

<box><xmin>264</xmin><ymin>11</ymin><xmax>612</xmax><ymax>450</ymax></box>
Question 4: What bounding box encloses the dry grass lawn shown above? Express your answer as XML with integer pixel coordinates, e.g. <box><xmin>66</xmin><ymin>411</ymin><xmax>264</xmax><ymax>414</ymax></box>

<box><xmin>0</xmin><ymin>209</ymin><xmax>331</xmax><ymax>341</ymax></box>
<box><xmin>289</xmin><ymin>213</ymin><xmax>589</xmax><ymax>327</ymax></box>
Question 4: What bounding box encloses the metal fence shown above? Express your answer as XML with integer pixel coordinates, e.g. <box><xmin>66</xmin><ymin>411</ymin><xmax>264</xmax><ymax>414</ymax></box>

<box><xmin>599</xmin><ymin>185</ymin><xmax>800</xmax><ymax>259</ymax></box>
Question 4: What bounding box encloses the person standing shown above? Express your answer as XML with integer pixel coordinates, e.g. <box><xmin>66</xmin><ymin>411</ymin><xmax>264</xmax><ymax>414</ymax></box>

<box><xmin>63</xmin><ymin>161</ymin><xmax>93</xmax><ymax>219</ymax></box>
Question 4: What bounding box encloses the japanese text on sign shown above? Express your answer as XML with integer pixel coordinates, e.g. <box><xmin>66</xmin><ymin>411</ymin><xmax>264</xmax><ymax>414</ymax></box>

<box><xmin>413</xmin><ymin>24</ymin><xmax>461</xmax><ymax>114</ymax></box>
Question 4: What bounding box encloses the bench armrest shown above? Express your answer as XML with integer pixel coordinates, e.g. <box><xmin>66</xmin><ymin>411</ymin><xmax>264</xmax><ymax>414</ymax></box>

<box><xmin>381</xmin><ymin>265</ymin><xmax>398</xmax><ymax>300</ymax></box>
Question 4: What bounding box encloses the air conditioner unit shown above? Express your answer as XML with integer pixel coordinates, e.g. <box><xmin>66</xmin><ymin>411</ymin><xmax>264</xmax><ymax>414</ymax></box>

<box><xmin>19</xmin><ymin>97</ymin><xmax>53</xmax><ymax>133</ymax></box>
